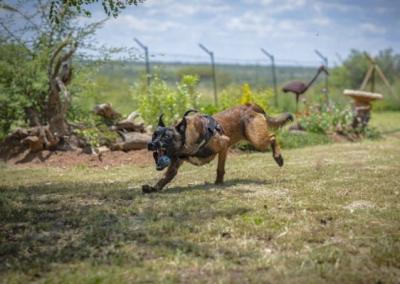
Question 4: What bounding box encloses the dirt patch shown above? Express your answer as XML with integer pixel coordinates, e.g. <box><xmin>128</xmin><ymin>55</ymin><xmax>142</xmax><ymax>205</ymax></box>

<box><xmin>3</xmin><ymin>148</ymin><xmax>243</xmax><ymax>169</ymax></box>
<box><xmin>3</xmin><ymin>149</ymin><xmax>154</xmax><ymax>169</ymax></box>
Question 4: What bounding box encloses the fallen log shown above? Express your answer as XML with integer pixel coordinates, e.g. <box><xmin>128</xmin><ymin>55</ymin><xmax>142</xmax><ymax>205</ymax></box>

<box><xmin>111</xmin><ymin>132</ymin><xmax>151</xmax><ymax>151</ymax></box>
<box><xmin>113</xmin><ymin>111</ymin><xmax>145</xmax><ymax>132</ymax></box>
<box><xmin>114</xmin><ymin>120</ymin><xmax>145</xmax><ymax>132</ymax></box>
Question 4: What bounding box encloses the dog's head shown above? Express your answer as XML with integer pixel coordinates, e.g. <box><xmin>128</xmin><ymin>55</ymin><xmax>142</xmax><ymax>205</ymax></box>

<box><xmin>148</xmin><ymin>110</ymin><xmax>197</xmax><ymax>170</ymax></box>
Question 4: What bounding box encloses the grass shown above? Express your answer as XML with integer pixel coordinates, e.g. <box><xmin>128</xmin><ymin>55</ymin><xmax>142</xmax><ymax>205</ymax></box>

<box><xmin>1</xmin><ymin>112</ymin><xmax>400</xmax><ymax>283</ymax></box>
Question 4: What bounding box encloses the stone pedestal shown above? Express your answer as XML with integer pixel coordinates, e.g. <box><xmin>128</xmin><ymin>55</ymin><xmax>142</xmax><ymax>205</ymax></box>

<box><xmin>343</xmin><ymin>89</ymin><xmax>383</xmax><ymax>130</ymax></box>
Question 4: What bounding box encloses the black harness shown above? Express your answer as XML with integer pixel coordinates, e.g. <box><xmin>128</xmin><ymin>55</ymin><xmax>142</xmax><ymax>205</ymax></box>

<box><xmin>181</xmin><ymin>115</ymin><xmax>223</xmax><ymax>159</ymax></box>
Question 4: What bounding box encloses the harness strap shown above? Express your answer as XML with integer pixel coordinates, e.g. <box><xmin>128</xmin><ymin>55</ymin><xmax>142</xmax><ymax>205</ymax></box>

<box><xmin>180</xmin><ymin>115</ymin><xmax>223</xmax><ymax>158</ymax></box>
<box><xmin>196</xmin><ymin>115</ymin><xmax>223</xmax><ymax>148</ymax></box>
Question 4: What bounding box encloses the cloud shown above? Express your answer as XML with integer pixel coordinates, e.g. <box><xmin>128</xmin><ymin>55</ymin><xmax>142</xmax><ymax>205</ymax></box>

<box><xmin>225</xmin><ymin>10</ymin><xmax>307</xmax><ymax>39</ymax></box>
<box><xmin>106</xmin><ymin>15</ymin><xmax>180</xmax><ymax>33</ymax></box>
<box><xmin>243</xmin><ymin>0</ymin><xmax>306</xmax><ymax>13</ymax></box>
<box><xmin>312</xmin><ymin>17</ymin><xmax>331</xmax><ymax>26</ymax></box>
<box><xmin>89</xmin><ymin>0</ymin><xmax>399</xmax><ymax>64</ymax></box>
<box><xmin>360</xmin><ymin>23</ymin><xmax>386</xmax><ymax>35</ymax></box>
<box><xmin>144</xmin><ymin>0</ymin><xmax>231</xmax><ymax>17</ymax></box>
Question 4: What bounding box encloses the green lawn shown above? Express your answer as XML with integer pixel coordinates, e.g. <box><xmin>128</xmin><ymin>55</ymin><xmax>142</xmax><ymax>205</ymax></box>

<box><xmin>1</xmin><ymin>112</ymin><xmax>400</xmax><ymax>283</ymax></box>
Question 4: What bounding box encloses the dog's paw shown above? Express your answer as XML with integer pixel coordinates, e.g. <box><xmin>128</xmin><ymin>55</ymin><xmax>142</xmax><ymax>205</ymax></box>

<box><xmin>274</xmin><ymin>155</ymin><xmax>284</xmax><ymax>167</ymax></box>
<box><xmin>142</xmin><ymin>184</ymin><xmax>157</xmax><ymax>194</ymax></box>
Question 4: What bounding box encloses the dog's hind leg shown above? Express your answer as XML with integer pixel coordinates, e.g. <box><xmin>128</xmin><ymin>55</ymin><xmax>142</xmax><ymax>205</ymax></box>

<box><xmin>270</xmin><ymin>134</ymin><xmax>283</xmax><ymax>167</ymax></box>
<box><xmin>142</xmin><ymin>158</ymin><xmax>183</xmax><ymax>193</ymax></box>
<box><xmin>244</xmin><ymin>113</ymin><xmax>284</xmax><ymax>167</ymax></box>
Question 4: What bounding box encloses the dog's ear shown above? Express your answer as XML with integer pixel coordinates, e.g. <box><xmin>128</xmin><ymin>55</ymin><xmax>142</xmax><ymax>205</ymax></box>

<box><xmin>175</xmin><ymin>110</ymin><xmax>196</xmax><ymax>134</ymax></box>
<box><xmin>183</xmin><ymin>109</ymin><xmax>198</xmax><ymax>117</ymax></box>
<box><xmin>158</xmin><ymin>114</ymin><xmax>165</xmax><ymax>127</ymax></box>
<box><xmin>175</xmin><ymin>117</ymin><xmax>186</xmax><ymax>135</ymax></box>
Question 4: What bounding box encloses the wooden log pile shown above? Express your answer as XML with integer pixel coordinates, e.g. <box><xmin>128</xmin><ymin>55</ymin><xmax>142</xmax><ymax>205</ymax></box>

<box><xmin>0</xmin><ymin>103</ymin><xmax>151</xmax><ymax>160</ymax></box>
<box><xmin>92</xmin><ymin>103</ymin><xmax>151</xmax><ymax>152</ymax></box>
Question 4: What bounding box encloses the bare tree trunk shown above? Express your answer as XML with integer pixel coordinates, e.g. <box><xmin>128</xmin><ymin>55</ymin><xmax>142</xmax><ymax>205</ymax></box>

<box><xmin>46</xmin><ymin>36</ymin><xmax>77</xmax><ymax>138</ymax></box>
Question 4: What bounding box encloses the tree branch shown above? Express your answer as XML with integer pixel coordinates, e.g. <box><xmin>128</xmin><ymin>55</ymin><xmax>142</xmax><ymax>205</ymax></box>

<box><xmin>0</xmin><ymin>21</ymin><xmax>34</xmax><ymax>56</ymax></box>
<box><xmin>48</xmin><ymin>34</ymin><xmax>72</xmax><ymax>77</ymax></box>
<box><xmin>52</xmin><ymin>42</ymin><xmax>77</xmax><ymax>79</ymax></box>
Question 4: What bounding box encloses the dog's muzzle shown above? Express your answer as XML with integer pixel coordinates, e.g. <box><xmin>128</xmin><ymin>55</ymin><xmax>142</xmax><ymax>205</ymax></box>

<box><xmin>148</xmin><ymin>142</ymin><xmax>171</xmax><ymax>171</ymax></box>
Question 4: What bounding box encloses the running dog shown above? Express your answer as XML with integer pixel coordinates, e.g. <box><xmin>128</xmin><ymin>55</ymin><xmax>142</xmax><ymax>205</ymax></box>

<box><xmin>142</xmin><ymin>103</ymin><xmax>293</xmax><ymax>193</ymax></box>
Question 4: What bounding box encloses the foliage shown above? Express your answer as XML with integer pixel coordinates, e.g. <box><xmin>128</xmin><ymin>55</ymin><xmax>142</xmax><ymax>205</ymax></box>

<box><xmin>0</xmin><ymin>0</ymin><xmax>107</xmax><ymax>139</ymax></box>
<box><xmin>49</xmin><ymin>0</ymin><xmax>144</xmax><ymax>22</ymax></box>
<box><xmin>219</xmin><ymin>83</ymin><xmax>277</xmax><ymax>114</ymax></box>
<box><xmin>331</xmin><ymin>48</ymin><xmax>400</xmax><ymax>90</ymax></box>
<box><xmin>133</xmin><ymin>74</ymin><xmax>201</xmax><ymax>127</ymax></box>
<box><xmin>297</xmin><ymin>103</ymin><xmax>382</xmax><ymax>140</ymax></box>
<box><xmin>74</xmin><ymin>115</ymin><xmax>119</xmax><ymax>147</ymax></box>
<box><xmin>240</xmin><ymin>83</ymin><xmax>252</xmax><ymax>105</ymax></box>
<box><xmin>0</xmin><ymin>42</ymin><xmax>50</xmax><ymax>134</ymax></box>
<box><xmin>178</xmin><ymin>75</ymin><xmax>200</xmax><ymax>109</ymax></box>
<box><xmin>298</xmin><ymin>105</ymin><xmax>354</xmax><ymax>134</ymax></box>
<box><xmin>68</xmin><ymin>60</ymin><xmax>137</xmax><ymax>121</ymax></box>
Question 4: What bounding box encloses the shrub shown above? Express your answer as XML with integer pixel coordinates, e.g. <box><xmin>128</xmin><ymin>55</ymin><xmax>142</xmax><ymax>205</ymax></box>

<box><xmin>218</xmin><ymin>83</ymin><xmax>277</xmax><ymax>114</ymax></box>
<box><xmin>297</xmin><ymin>104</ymin><xmax>381</xmax><ymax>140</ymax></box>
<box><xmin>132</xmin><ymin>74</ymin><xmax>201</xmax><ymax>127</ymax></box>
<box><xmin>298</xmin><ymin>105</ymin><xmax>354</xmax><ymax>134</ymax></box>
<box><xmin>74</xmin><ymin>115</ymin><xmax>120</xmax><ymax>148</ymax></box>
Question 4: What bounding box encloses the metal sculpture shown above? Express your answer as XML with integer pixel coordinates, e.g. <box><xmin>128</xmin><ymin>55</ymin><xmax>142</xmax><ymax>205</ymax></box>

<box><xmin>282</xmin><ymin>65</ymin><xmax>329</xmax><ymax>111</ymax></box>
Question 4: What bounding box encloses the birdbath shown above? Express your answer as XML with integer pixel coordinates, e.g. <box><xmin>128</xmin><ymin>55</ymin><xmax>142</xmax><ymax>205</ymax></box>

<box><xmin>343</xmin><ymin>89</ymin><xmax>383</xmax><ymax>129</ymax></box>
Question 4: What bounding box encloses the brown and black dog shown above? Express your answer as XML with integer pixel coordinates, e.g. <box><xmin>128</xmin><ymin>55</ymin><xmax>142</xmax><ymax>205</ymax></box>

<box><xmin>142</xmin><ymin>103</ymin><xmax>293</xmax><ymax>193</ymax></box>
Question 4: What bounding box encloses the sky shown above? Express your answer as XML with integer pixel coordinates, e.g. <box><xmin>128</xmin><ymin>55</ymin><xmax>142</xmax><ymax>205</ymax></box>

<box><xmin>72</xmin><ymin>0</ymin><xmax>400</xmax><ymax>66</ymax></box>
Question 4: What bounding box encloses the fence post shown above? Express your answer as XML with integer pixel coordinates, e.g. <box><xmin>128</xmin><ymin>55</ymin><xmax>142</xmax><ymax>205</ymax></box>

<box><xmin>134</xmin><ymin>38</ymin><xmax>151</xmax><ymax>90</ymax></box>
<box><xmin>261</xmin><ymin>48</ymin><xmax>278</xmax><ymax>107</ymax></box>
<box><xmin>199</xmin><ymin>43</ymin><xmax>218</xmax><ymax>106</ymax></box>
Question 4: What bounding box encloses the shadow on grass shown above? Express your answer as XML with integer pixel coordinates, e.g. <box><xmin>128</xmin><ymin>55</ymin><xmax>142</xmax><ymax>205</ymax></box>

<box><xmin>160</xmin><ymin>178</ymin><xmax>279</xmax><ymax>194</ymax></box>
<box><xmin>0</xmin><ymin>178</ymin><xmax>264</xmax><ymax>276</ymax></box>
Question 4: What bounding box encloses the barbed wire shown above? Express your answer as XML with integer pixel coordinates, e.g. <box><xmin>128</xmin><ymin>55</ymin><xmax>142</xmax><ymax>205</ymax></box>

<box><xmin>143</xmin><ymin>50</ymin><xmax>323</xmax><ymax>67</ymax></box>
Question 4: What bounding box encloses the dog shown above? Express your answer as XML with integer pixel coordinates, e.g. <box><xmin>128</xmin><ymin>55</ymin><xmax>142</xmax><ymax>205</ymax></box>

<box><xmin>142</xmin><ymin>103</ymin><xmax>293</xmax><ymax>193</ymax></box>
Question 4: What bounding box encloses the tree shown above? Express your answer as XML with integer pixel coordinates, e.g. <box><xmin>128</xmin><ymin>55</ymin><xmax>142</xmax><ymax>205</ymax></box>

<box><xmin>0</xmin><ymin>0</ymin><xmax>104</xmax><ymax>141</ymax></box>
<box><xmin>49</xmin><ymin>0</ymin><xmax>144</xmax><ymax>23</ymax></box>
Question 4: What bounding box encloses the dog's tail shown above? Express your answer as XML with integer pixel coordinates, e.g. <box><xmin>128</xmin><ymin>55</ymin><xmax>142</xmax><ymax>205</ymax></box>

<box><xmin>265</xmin><ymin>112</ymin><xmax>294</xmax><ymax>128</ymax></box>
<box><xmin>248</xmin><ymin>103</ymin><xmax>294</xmax><ymax>129</ymax></box>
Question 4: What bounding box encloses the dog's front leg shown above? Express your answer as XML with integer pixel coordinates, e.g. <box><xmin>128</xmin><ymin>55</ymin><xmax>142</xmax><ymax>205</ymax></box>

<box><xmin>215</xmin><ymin>149</ymin><xmax>228</xmax><ymax>184</ymax></box>
<box><xmin>142</xmin><ymin>158</ymin><xmax>183</xmax><ymax>193</ymax></box>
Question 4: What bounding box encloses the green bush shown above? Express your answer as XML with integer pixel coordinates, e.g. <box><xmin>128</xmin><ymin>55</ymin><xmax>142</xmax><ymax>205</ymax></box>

<box><xmin>132</xmin><ymin>74</ymin><xmax>201</xmax><ymax>127</ymax></box>
<box><xmin>74</xmin><ymin>115</ymin><xmax>120</xmax><ymax>148</ymax></box>
<box><xmin>298</xmin><ymin>105</ymin><xmax>354</xmax><ymax>135</ymax></box>
<box><xmin>217</xmin><ymin>83</ymin><xmax>277</xmax><ymax>114</ymax></box>
<box><xmin>0</xmin><ymin>42</ymin><xmax>49</xmax><ymax>135</ymax></box>
<box><xmin>297</xmin><ymin>103</ymin><xmax>381</xmax><ymax>140</ymax></box>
